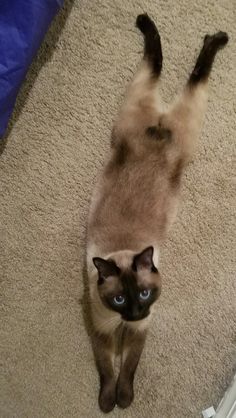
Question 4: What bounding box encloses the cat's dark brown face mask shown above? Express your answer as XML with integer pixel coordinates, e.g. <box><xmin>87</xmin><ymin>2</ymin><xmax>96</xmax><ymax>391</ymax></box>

<box><xmin>93</xmin><ymin>247</ymin><xmax>162</xmax><ymax>322</ymax></box>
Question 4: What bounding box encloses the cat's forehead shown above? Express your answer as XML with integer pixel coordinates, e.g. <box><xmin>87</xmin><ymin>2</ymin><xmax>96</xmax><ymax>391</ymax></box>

<box><xmin>107</xmin><ymin>249</ymin><xmax>160</xmax><ymax>288</ymax></box>
<box><xmin>108</xmin><ymin>247</ymin><xmax>159</xmax><ymax>270</ymax></box>
<box><xmin>119</xmin><ymin>264</ymin><xmax>159</xmax><ymax>289</ymax></box>
<box><xmin>99</xmin><ymin>275</ymin><xmax>123</xmax><ymax>297</ymax></box>
<box><xmin>100</xmin><ymin>270</ymin><xmax>138</xmax><ymax>298</ymax></box>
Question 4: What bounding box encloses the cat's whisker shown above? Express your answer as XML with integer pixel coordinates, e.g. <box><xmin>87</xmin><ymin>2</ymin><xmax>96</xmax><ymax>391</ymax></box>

<box><xmin>90</xmin><ymin>317</ymin><xmax>121</xmax><ymax>337</ymax></box>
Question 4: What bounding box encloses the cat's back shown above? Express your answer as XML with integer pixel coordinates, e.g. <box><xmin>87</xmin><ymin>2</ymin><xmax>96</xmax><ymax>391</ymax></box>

<box><xmin>87</xmin><ymin>139</ymin><xmax>181</xmax><ymax>257</ymax></box>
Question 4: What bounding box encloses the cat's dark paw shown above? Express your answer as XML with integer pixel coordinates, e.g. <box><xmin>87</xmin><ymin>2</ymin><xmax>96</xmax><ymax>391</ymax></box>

<box><xmin>99</xmin><ymin>383</ymin><xmax>116</xmax><ymax>413</ymax></box>
<box><xmin>136</xmin><ymin>14</ymin><xmax>157</xmax><ymax>36</ymax></box>
<box><xmin>204</xmin><ymin>31</ymin><xmax>229</xmax><ymax>49</ymax></box>
<box><xmin>116</xmin><ymin>381</ymin><xmax>134</xmax><ymax>409</ymax></box>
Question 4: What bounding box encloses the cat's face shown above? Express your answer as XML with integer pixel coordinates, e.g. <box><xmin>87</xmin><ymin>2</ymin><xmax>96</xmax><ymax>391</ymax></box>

<box><xmin>93</xmin><ymin>247</ymin><xmax>161</xmax><ymax>322</ymax></box>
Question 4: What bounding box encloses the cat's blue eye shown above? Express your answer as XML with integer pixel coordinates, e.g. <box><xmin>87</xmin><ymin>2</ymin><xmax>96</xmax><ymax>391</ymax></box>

<box><xmin>139</xmin><ymin>289</ymin><xmax>151</xmax><ymax>301</ymax></box>
<box><xmin>113</xmin><ymin>295</ymin><xmax>125</xmax><ymax>305</ymax></box>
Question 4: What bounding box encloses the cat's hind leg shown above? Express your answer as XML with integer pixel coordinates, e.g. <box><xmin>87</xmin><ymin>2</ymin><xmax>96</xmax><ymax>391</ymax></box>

<box><xmin>164</xmin><ymin>31</ymin><xmax>229</xmax><ymax>162</ymax></box>
<box><xmin>136</xmin><ymin>13</ymin><xmax>163</xmax><ymax>77</ymax></box>
<box><xmin>189</xmin><ymin>31</ymin><xmax>229</xmax><ymax>85</ymax></box>
<box><xmin>113</xmin><ymin>14</ymin><xmax>163</xmax><ymax>139</ymax></box>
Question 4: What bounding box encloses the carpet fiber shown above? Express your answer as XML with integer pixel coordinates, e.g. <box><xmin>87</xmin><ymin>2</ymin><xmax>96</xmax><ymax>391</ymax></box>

<box><xmin>0</xmin><ymin>1</ymin><xmax>235</xmax><ymax>417</ymax></box>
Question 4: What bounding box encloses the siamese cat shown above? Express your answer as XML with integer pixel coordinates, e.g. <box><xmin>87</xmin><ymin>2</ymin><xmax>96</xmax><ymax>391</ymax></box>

<box><xmin>86</xmin><ymin>13</ymin><xmax>228</xmax><ymax>413</ymax></box>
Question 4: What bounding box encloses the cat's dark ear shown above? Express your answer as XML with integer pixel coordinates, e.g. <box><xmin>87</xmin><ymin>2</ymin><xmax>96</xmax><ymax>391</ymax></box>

<box><xmin>132</xmin><ymin>246</ymin><xmax>157</xmax><ymax>272</ymax></box>
<box><xmin>93</xmin><ymin>257</ymin><xmax>120</xmax><ymax>282</ymax></box>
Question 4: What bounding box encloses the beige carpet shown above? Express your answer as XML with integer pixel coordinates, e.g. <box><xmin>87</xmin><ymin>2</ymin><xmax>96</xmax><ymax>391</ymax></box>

<box><xmin>0</xmin><ymin>1</ymin><xmax>235</xmax><ymax>417</ymax></box>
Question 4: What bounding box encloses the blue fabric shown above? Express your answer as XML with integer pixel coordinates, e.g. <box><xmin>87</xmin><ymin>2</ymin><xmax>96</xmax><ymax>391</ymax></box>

<box><xmin>0</xmin><ymin>0</ymin><xmax>63</xmax><ymax>138</ymax></box>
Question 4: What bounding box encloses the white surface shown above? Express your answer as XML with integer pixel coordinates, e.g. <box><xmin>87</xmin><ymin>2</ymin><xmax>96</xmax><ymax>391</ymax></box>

<box><xmin>214</xmin><ymin>375</ymin><xmax>236</xmax><ymax>418</ymax></box>
<box><xmin>202</xmin><ymin>406</ymin><xmax>216</xmax><ymax>418</ymax></box>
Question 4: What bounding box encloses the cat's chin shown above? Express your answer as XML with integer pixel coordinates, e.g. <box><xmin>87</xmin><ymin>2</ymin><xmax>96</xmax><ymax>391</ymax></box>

<box><xmin>122</xmin><ymin>312</ymin><xmax>150</xmax><ymax>323</ymax></box>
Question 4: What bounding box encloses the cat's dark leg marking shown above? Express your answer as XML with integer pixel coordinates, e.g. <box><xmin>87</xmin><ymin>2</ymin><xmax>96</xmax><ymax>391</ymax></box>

<box><xmin>136</xmin><ymin>14</ymin><xmax>162</xmax><ymax>76</ymax></box>
<box><xmin>169</xmin><ymin>158</ymin><xmax>185</xmax><ymax>188</ymax></box>
<box><xmin>189</xmin><ymin>31</ymin><xmax>228</xmax><ymax>85</ymax></box>
<box><xmin>105</xmin><ymin>140</ymin><xmax>130</xmax><ymax>176</ymax></box>
<box><xmin>163</xmin><ymin>31</ymin><xmax>228</xmax><ymax>163</ymax></box>
<box><xmin>117</xmin><ymin>328</ymin><xmax>146</xmax><ymax>409</ymax></box>
<box><xmin>146</xmin><ymin>125</ymin><xmax>172</xmax><ymax>141</ymax></box>
<box><xmin>114</xmin><ymin>141</ymin><xmax>130</xmax><ymax>166</ymax></box>
<box><xmin>92</xmin><ymin>332</ymin><xmax>116</xmax><ymax>413</ymax></box>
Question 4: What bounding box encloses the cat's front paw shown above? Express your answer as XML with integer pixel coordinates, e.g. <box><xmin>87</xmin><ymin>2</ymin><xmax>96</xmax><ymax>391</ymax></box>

<box><xmin>99</xmin><ymin>381</ymin><xmax>116</xmax><ymax>413</ymax></box>
<box><xmin>116</xmin><ymin>380</ymin><xmax>134</xmax><ymax>409</ymax></box>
